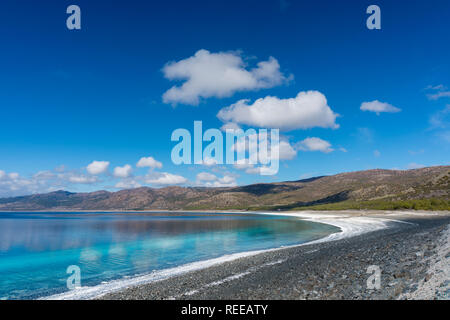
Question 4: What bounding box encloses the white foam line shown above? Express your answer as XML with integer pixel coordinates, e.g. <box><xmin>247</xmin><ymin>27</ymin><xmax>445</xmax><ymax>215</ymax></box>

<box><xmin>255</xmin><ymin>211</ymin><xmax>393</xmax><ymax>244</ymax></box>
<box><xmin>42</xmin><ymin>250</ymin><xmax>272</xmax><ymax>300</ymax></box>
<box><xmin>43</xmin><ymin>212</ymin><xmax>396</xmax><ymax>300</ymax></box>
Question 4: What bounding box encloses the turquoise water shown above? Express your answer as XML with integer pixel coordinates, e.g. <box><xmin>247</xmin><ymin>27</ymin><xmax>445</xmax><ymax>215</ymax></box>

<box><xmin>0</xmin><ymin>212</ymin><xmax>340</xmax><ymax>299</ymax></box>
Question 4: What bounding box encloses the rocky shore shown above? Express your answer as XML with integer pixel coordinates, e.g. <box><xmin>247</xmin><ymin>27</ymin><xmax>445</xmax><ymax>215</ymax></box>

<box><xmin>100</xmin><ymin>212</ymin><xmax>450</xmax><ymax>300</ymax></box>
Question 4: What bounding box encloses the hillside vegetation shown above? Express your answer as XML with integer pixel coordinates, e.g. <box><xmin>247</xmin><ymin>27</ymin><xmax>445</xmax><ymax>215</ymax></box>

<box><xmin>0</xmin><ymin>166</ymin><xmax>448</xmax><ymax>211</ymax></box>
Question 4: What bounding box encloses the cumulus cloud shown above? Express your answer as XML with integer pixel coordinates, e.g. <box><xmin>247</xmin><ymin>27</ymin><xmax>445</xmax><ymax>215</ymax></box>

<box><xmin>201</xmin><ymin>157</ymin><xmax>219</xmax><ymax>166</ymax></box>
<box><xmin>115</xmin><ymin>178</ymin><xmax>141</xmax><ymax>189</ymax></box>
<box><xmin>162</xmin><ymin>49</ymin><xmax>291</xmax><ymax>105</ymax></box>
<box><xmin>296</xmin><ymin>137</ymin><xmax>334</xmax><ymax>153</ymax></box>
<box><xmin>217</xmin><ymin>91</ymin><xmax>339</xmax><ymax>131</ymax></box>
<box><xmin>86</xmin><ymin>161</ymin><xmax>110</xmax><ymax>175</ymax></box>
<box><xmin>8</xmin><ymin>172</ymin><xmax>19</xmax><ymax>179</ymax></box>
<box><xmin>145</xmin><ymin>172</ymin><xmax>187</xmax><ymax>185</ymax></box>
<box><xmin>0</xmin><ymin>169</ymin><xmax>67</xmax><ymax>197</ymax></box>
<box><xmin>113</xmin><ymin>164</ymin><xmax>132</xmax><ymax>178</ymax></box>
<box><xmin>230</xmin><ymin>132</ymin><xmax>295</xmax><ymax>163</ymax></box>
<box><xmin>209</xmin><ymin>175</ymin><xmax>237</xmax><ymax>187</ymax></box>
<box><xmin>136</xmin><ymin>156</ymin><xmax>163</xmax><ymax>169</ymax></box>
<box><xmin>196</xmin><ymin>172</ymin><xmax>237</xmax><ymax>187</ymax></box>
<box><xmin>279</xmin><ymin>140</ymin><xmax>297</xmax><ymax>160</ymax></box>
<box><xmin>196</xmin><ymin>172</ymin><xmax>217</xmax><ymax>182</ymax></box>
<box><xmin>360</xmin><ymin>100</ymin><xmax>401</xmax><ymax>115</ymax></box>
<box><xmin>220</xmin><ymin>122</ymin><xmax>241</xmax><ymax>132</ymax></box>
<box><xmin>243</xmin><ymin>165</ymin><xmax>278</xmax><ymax>176</ymax></box>
<box><xmin>0</xmin><ymin>164</ymin><xmax>120</xmax><ymax>197</ymax></box>
<box><xmin>68</xmin><ymin>174</ymin><xmax>98</xmax><ymax>184</ymax></box>
<box><xmin>233</xmin><ymin>163</ymin><xmax>254</xmax><ymax>170</ymax></box>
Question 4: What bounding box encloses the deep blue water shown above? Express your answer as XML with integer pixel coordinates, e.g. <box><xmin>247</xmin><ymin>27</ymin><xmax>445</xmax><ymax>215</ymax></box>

<box><xmin>0</xmin><ymin>212</ymin><xmax>340</xmax><ymax>299</ymax></box>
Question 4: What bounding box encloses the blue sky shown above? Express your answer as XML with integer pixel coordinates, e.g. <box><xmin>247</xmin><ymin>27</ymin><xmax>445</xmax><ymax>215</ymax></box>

<box><xmin>0</xmin><ymin>0</ymin><xmax>449</xmax><ymax>197</ymax></box>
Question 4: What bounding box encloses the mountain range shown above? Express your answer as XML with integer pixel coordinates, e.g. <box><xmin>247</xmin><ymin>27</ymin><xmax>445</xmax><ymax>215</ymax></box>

<box><xmin>0</xmin><ymin>166</ymin><xmax>449</xmax><ymax>211</ymax></box>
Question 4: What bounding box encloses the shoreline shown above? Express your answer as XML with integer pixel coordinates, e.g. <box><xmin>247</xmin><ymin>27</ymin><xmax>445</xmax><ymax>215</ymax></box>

<box><xmin>42</xmin><ymin>210</ymin><xmax>449</xmax><ymax>300</ymax></box>
<box><xmin>99</xmin><ymin>211</ymin><xmax>449</xmax><ymax>300</ymax></box>
<box><xmin>2</xmin><ymin>209</ymin><xmax>449</xmax><ymax>214</ymax></box>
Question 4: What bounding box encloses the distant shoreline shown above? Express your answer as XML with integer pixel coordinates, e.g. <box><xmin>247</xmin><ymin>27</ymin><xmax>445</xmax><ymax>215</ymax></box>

<box><xmin>1</xmin><ymin>209</ymin><xmax>449</xmax><ymax>214</ymax></box>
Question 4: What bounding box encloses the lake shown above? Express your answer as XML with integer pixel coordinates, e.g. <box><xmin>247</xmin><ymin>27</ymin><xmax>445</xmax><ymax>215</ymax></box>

<box><xmin>0</xmin><ymin>212</ymin><xmax>340</xmax><ymax>299</ymax></box>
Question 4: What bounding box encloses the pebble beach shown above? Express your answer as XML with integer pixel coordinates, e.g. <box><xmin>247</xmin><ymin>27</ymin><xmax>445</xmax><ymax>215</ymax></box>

<box><xmin>96</xmin><ymin>211</ymin><xmax>450</xmax><ymax>300</ymax></box>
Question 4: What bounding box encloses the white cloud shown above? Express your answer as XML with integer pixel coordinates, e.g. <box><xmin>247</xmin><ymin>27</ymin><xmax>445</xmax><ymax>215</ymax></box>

<box><xmin>8</xmin><ymin>172</ymin><xmax>19</xmax><ymax>180</ymax></box>
<box><xmin>33</xmin><ymin>171</ymin><xmax>56</xmax><ymax>180</ymax></box>
<box><xmin>296</xmin><ymin>137</ymin><xmax>334</xmax><ymax>153</ymax></box>
<box><xmin>429</xmin><ymin>105</ymin><xmax>450</xmax><ymax>129</ymax></box>
<box><xmin>145</xmin><ymin>172</ymin><xmax>187</xmax><ymax>185</ymax></box>
<box><xmin>205</xmin><ymin>175</ymin><xmax>237</xmax><ymax>187</ymax></box>
<box><xmin>54</xmin><ymin>165</ymin><xmax>66</xmax><ymax>173</ymax></box>
<box><xmin>220</xmin><ymin>122</ymin><xmax>241</xmax><ymax>132</ymax></box>
<box><xmin>360</xmin><ymin>100</ymin><xmax>401</xmax><ymax>115</ymax></box>
<box><xmin>407</xmin><ymin>162</ymin><xmax>425</xmax><ymax>169</ymax></box>
<box><xmin>373</xmin><ymin>150</ymin><xmax>381</xmax><ymax>157</ymax></box>
<box><xmin>86</xmin><ymin>161</ymin><xmax>110</xmax><ymax>175</ymax></box>
<box><xmin>0</xmin><ymin>169</ymin><xmax>66</xmax><ymax>197</ymax></box>
<box><xmin>136</xmin><ymin>156</ymin><xmax>163</xmax><ymax>169</ymax></box>
<box><xmin>428</xmin><ymin>92</ymin><xmax>450</xmax><ymax>100</ymax></box>
<box><xmin>201</xmin><ymin>157</ymin><xmax>219</xmax><ymax>166</ymax></box>
<box><xmin>279</xmin><ymin>140</ymin><xmax>297</xmax><ymax>160</ymax></box>
<box><xmin>217</xmin><ymin>91</ymin><xmax>339</xmax><ymax>131</ymax></box>
<box><xmin>425</xmin><ymin>84</ymin><xmax>446</xmax><ymax>91</ymax></box>
<box><xmin>162</xmin><ymin>49</ymin><xmax>291</xmax><ymax>105</ymax></box>
<box><xmin>115</xmin><ymin>179</ymin><xmax>141</xmax><ymax>189</ymax></box>
<box><xmin>196</xmin><ymin>172</ymin><xmax>217</xmax><ymax>182</ymax></box>
<box><xmin>244</xmin><ymin>166</ymin><xmax>278</xmax><ymax>176</ymax></box>
<box><xmin>230</xmin><ymin>133</ymin><xmax>295</xmax><ymax>163</ymax></box>
<box><xmin>210</xmin><ymin>175</ymin><xmax>237</xmax><ymax>187</ymax></box>
<box><xmin>113</xmin><ymin>164</ymin><xmax>132</xmax><ymax>178</ymax></box>
<box><xmin>231</xmin><ymin>132</ymin><xmax>258</xmax><ymax>153</ymax></box>
<box><xmin>68</xmin><ymin>174</ymin><xmax>98</xmax><ymax>184</ymax></box>
<box><xmin>233</xmin><ymin>163</ymin><xmax>254</xmax><ymax>170</ymax></box>
<box><xmin>425</xmin><ymin>84</ymin><xmax>450</xmax><ymax>100</ymax></box>
<box><xmin>195</xmin><ymin>171</ymin><xmax>237</xmax><ymax>187</ymax></box>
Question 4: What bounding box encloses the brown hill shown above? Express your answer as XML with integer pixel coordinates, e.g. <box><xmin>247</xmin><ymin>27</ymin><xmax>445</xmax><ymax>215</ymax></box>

<box><xmin>0</xmin><ymin>166</ymin><xmax>448</xmax><ymax>211</ymax></box>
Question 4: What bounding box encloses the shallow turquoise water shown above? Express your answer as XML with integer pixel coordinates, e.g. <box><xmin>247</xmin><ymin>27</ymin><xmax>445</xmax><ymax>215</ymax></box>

<box><xmin>0</xmin><ymin>212</ymin><xmax>340</xmax><ymax>299</ymax></box>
